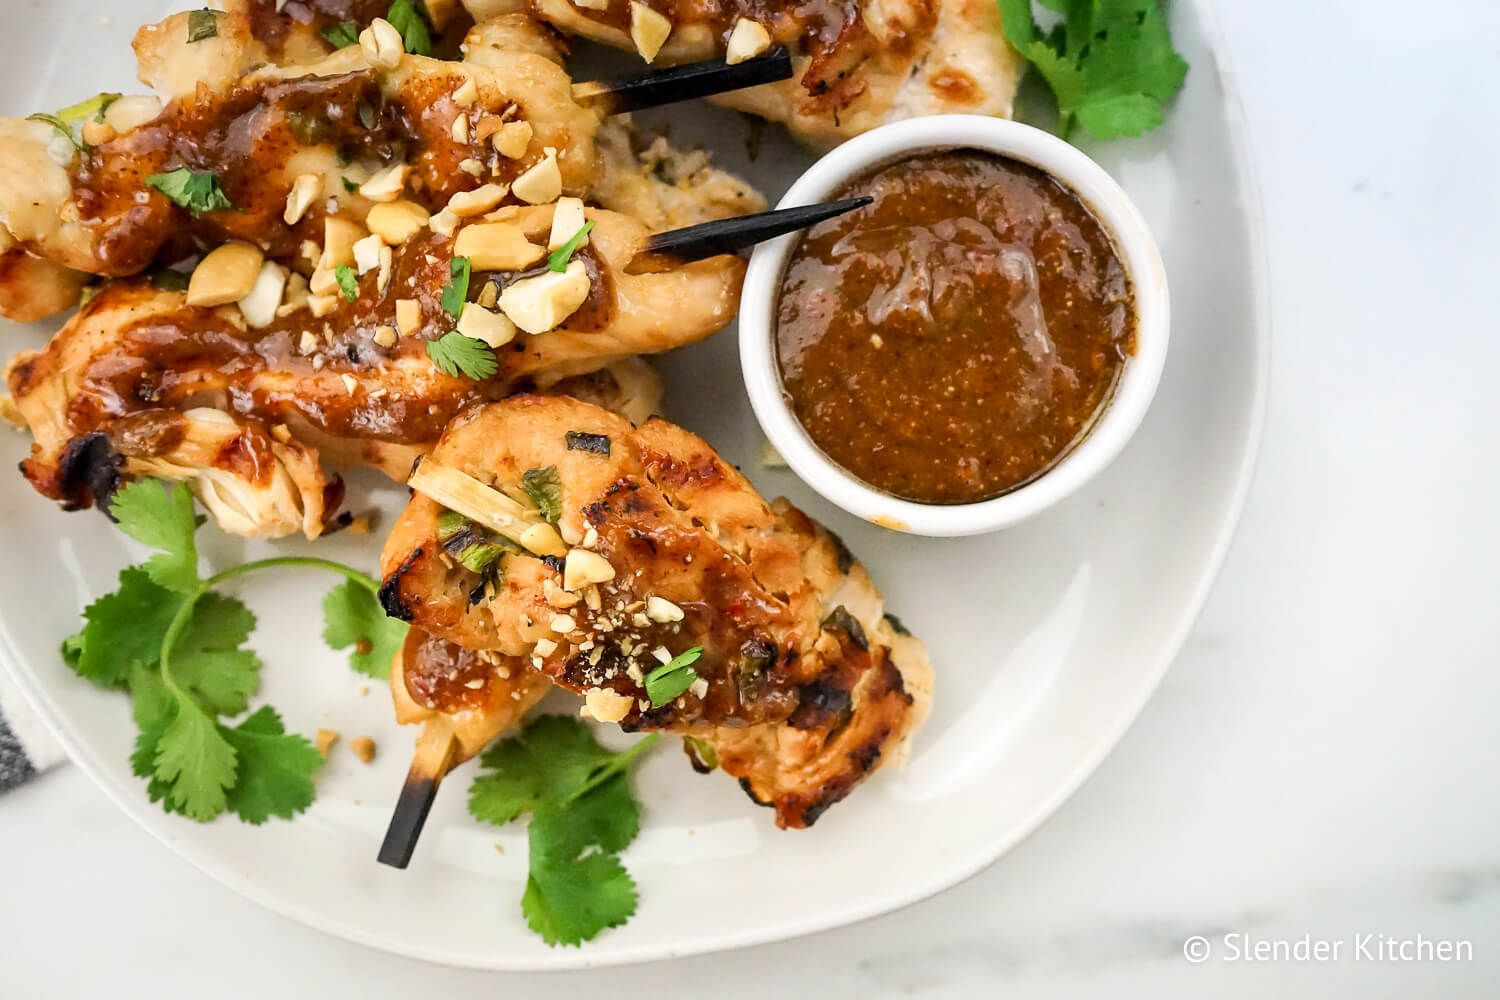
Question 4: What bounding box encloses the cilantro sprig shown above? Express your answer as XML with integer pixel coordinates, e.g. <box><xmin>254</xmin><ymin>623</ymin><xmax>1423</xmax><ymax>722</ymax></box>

<box><xmin>145</xmin><ymin>168</ymin><xmax>234</xmax><ymax>216</ymax></box>
<box><xmin>644</xmin><ymin>646</ymin><xmax>703</xmax><ymax>707</ymax></box>
<box><xmin>63</xmin><ymin>479</ymin><xmax>409</xmax><ymax>823</ymax></box>
<box><xmin>426</xmin><ymin>330</ymin><xmax>497</xmax><ymax>379</ymax></box>
<box><xmin>997</xmin><ymin>0</ymin><xmax>1188</xmax><ymax>141</ymax></box>
<box><xmin>468</xmin><ymin>716</ymin><xmax>658</xmax><ymax>946</ymax></box>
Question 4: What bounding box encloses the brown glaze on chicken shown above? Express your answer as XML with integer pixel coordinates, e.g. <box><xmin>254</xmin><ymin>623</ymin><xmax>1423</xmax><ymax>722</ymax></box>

<box><xmin>379</xmin><ymin>395</ymin><xmax>932</xmax><ymax>826</ymax></box>
<box><xmin>391</xmin><ymin>629</ymin><xmax>552</xmax><ymax>759</ymax></box>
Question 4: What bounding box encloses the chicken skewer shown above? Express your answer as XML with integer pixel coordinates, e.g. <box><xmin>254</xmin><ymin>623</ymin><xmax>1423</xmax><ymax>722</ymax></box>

<box><xmin>0</xmin><ymin>10</ymin><xmax>782</xmax><ymax>321</ymax></box>
<box><xmin>460</xmin><ymin>0</ymin><xmax>1023</xmax><ymax>149</ymax></box>
<box><xmin>374</xmin><ymin>394</ymin><xmax>932</xmax><ymax>863</ymax></box>
<box><xmin>5</xmin><ymin>201</ymin><xmax>731</xmax><ymax>536</ymax></box>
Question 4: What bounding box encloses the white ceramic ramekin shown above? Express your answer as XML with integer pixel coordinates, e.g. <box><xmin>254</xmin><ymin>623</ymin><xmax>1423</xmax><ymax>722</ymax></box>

<box><xmin>739</xmin><ymin>114</ymin><xmax>1170</xmax><ymax>537</ymax></box>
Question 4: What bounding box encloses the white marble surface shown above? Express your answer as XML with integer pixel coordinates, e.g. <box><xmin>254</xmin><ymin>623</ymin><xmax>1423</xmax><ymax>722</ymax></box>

<box><xmin>3</xmin><ymin>1</ymin><xmax>1498</xmax><ymax>995</ymax></box>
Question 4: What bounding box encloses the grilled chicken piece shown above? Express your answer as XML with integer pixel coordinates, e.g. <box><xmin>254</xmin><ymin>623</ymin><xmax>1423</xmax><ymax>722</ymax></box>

<box><xmin>378</xmin><ymin>395</ymin><xmax>932</xmax><ymax>826</ymax></box>
<box><xmin>3</xmin><ymin>19</ymin><xmax>598</xmax><ymax>281</ymax></box>
<box><xmin>392</xmin><ymin>629</ymin><xmax>552</xmax><ymax>761</ymax></box>
<box><xmin>6</xmin><ymin>202</ymin><xmax>738</xmax><ymax>537</ymax></box>
<box><xmin>462</xmin><ymin>0</ymin><xmax>1022</xmax><ymax>148</ymax></box>
<box><xmin>0</xmin><ymin>10</ymin><xmax>761</xmax><ymax>322</ymax></box>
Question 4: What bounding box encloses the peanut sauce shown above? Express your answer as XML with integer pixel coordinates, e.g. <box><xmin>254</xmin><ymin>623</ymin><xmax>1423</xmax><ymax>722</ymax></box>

<box><xmin>775</xmin><ymin>150</ymin><xmax>1136</xmax><ymax>505</ymax></box>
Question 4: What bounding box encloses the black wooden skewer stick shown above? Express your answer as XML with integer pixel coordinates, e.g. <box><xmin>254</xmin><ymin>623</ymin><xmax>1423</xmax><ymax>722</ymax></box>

<box><xmin>640</xmin><ymin>197</ymin><xmax>874</xmax><ymax>262</ymax></box>
<box><xmin>573</xmin><ymin>47</ymin><xmax>793</xmax><ymax>114</ymax></box>
<box><xmin>377</xmin><ymin>725</ymin><xmax>458</xmax><ymax>870</ymax></box>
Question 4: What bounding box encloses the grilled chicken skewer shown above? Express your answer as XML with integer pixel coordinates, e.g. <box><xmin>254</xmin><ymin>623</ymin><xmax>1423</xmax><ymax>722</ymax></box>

<box><xmin>460</xmin><ymin>0</ymin><xmax>1023</xmax><ymax>149</ymax></box>
<box><xmin>377</xmin><ymin>394</ymin><xmax>932</xmax><ymax>853</ymax></box>
<box><xmin>0</xmin><ymin>10</ymin><xmax>778</xmax><ymax>321</ymax></box>
<box><xmin>5</xmin><ymin>199</ymin><xmax>732</xmax><ymax>537</ymax></box>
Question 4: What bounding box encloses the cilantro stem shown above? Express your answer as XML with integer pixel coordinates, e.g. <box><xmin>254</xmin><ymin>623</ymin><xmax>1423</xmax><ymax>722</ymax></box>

<box><xmin>159</xmin><ymin>556</ymin><xmax>381</xmax><ymax>688</ymax></box>
<box><xmin>566</xmin><ymin>734</ymin><xmax>660</xmax><ymax>804</ymax></box>
<box><xmin>204</xmin><ymin>555</ymin><xmax>380</xmax><ymax>592</ymax></box>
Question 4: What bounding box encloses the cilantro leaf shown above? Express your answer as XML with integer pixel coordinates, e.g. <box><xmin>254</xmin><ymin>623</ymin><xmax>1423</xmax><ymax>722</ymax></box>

<box><xmin>171</xmin><ymin>593</ymin><xmax>260</xmax><ymax>716</ymax></box>
<box><xmin>146</xmin><ymin>168</ymin><xmax>234</xmax><ymax>215</ymax></box>
<box><xmin>131</xmin><ymin>702</ymin><xmax>185</xmax><ymax>816</ymax></box>
<box><xmin>468</xmin><ymin>714</ymin><xmax>622</xmax><ymax>825</ymax></box>
<box><xmin>127</xmin><ymin>662</ymin><xmax>173</xmax><ymax>732</ymax></box>
<box><xmin>439</xmin><ymin>256</ymin><xmax>470</xmax><ymax>317</ymax></box>
<box><xmin>109</xmin><ymin>478</ymin><xmax>201</xmax><ymax>594</ymax></box>
<box><xmin>321</xmin><ymin>22</ymin><xmax>360</xmax><ymax>49</ymax></box>
<box><xmin>65</xmin><ymin>568</ymin><xmax>184</xmax><ymax>688</ymax></box>
<box><xmin>997</xmin><ymin>0</ymin><xmax>1187</xmax><ymax>141</ymax></box>
<box><xmin>521</xmin><ymin>466</ymin><xmax>562</xmax><ymax>524</ymax></box>
<box><xmin>187</xmin><ymin>9</ymin><xmax>219</xmax><ymax>43</ymax></box>
<box><xmin>386</xmin><ymin>0</ymin><xmax>433</xmax><ymax>57</ymax></box>
<box><xmin>644</xmin><ymin>646</ymin><xmax>703</xmax><ymax>707</ymax></box>
<box><xmin>534</xmin><ymin>772</ymin><xmax>640</xmax><ymax>858</ymax></box>
<box><xmin>150</xmin><ymin>690</ymin><xmax>238</xmax><ymax>821</ymax></box>
<box><xmin>221</xmin><ymin>706</ymin><xmax>323</xmax><ymax>824</ymax></box>
<box><xmin>522</xmin><ymin>847</ymin><xmax>638</xmax><ymax>947</ymax></box>
<box><xmin>548</xmin><ymin>221</ymin><xmax>594</xmax><ymax>273</ymax></box>
<box><xmin>469</xmin><ymin>717</ymin><xmax>656</xmax><ymax>945</ymax></box>
<box><xmin>335</xmin><ymin>264</ymin><xmax>359</xmax><ymax>302</ymax></box>
<box><xmin>322</xmin><ymin>579</ymin><xmax>406</xmax><ymax>678</ymax></box>
<box><xmin>426</xmin><ymin>331</ymin><xmax>497</xmax><ymax>380</ymax></box>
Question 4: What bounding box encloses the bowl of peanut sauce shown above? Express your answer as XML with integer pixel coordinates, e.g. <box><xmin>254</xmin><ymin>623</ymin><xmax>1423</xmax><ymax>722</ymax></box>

<box><xmin>740</xmin><ymin>115</ymin><xmax>1169</xmax><ymax>536</ymax></box>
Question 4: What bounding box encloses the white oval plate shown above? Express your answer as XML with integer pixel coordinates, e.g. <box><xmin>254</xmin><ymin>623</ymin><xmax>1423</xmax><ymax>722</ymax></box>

<box><xmin>0</xmin><ymin>0</ymin><xmax>1266</xmax><ymax>970</ymax></box>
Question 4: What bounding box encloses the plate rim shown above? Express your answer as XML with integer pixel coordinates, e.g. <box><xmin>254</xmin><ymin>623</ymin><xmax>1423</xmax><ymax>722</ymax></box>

<box><xmin>0</xmin><ymin>0</ymin><xmax>1272</xmax><ymax>970</ymax></box>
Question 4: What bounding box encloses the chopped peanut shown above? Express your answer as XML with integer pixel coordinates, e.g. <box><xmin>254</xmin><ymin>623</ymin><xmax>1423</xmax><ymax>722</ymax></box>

<box><xmin>365</xmin><ymin>200</ymin><xmax>429</xmax><ymax>245</ymax></box>
<box><xmin>283</xmin><ymin>173</ymin><xmax>322</xmax><ymax>225</ymax></box>
<box><xmin>456</xmin><ymin>302</ymin><xmax>517</xmax><ymax>348</ymax></box>
<box><xmin>453</xmin><ymin>222</ymin><xmax>544</xmax><ymax>271</ymax></box>
<box><xmin>238</xmin><ymin>260</ymin><xmax>288</xmax><ymax>329</ymax></box>
<box><xmin>563</xmin><ymin>548</ymin><xmax>615</xmax><ymax>591</ymax></box>
<box><xmin>492</xmin><ymin>120</ymin><xmax>533</xmax><ymax>159</ymax></box>
<box><xmin>497</xmin><ymin>260</ymin><xmax>590</xmax><ymax>334</ymax></box>
<box><xmin>359</xmin><ymin>162</ymin><xmax>409</xmax><ymax>202</ymax></box>
<box><xmin>547</xmin><ymin>197</ymin><xmax>588</xmax><ymax>251</ymax></box>
<box><xmin>187</xmin><ymin>242</ymin><xmax>265</xmax><ymax>308</ymax></box>
<box><xmin>359</xmin><ymin>17</ymin><xmax>404</xmax><ymax>69</ymax></box>
<box><xmin>395</xmin><ymin>298</ymin><xmax>421</xmax><ymax>335</ymax></box>
<box><xmin>350</xmin><ymin>736</ymin><xmax>376</xmax><ymax>763</ymax></box>
<box><xmin>447</xmin><ymin>183</ymin><xmax>509</xmax><ymax>217</ymax></box>
<box><xmin>582</xmin><ymin>687</ymin><xmax>634</xmax><ymax>723</ymax></box>
<box><xmin>321</xmin><ymin>216</ymin><xmax>367</xmax><ymax>269</ymax></box>
<box><xmin>725</xmin><ymin>17</ymin><xmax>771</xmax><ymax>64</ymax></box>
<box><xmin>518</xmin><ymin>522</ymin><xmax>567</xmax><ymax>557</ymax></box>
<box><xmin>630</xmin><ymin>2</ymin><xmax>673</xmax><ymax>63</ymax></box>
<box><xmin>510</xmin><ymin>148</ymin><xmax>561</xmax><ymax>205</ymax></box>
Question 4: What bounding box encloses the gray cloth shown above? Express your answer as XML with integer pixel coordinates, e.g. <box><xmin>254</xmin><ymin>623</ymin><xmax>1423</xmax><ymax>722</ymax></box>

<box><xmin>0</xmin><ymin>714</ymin><xmax>37</xmax><ymax>791</ymax></box>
